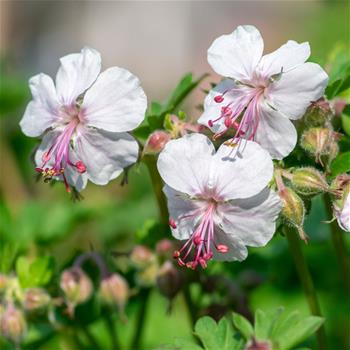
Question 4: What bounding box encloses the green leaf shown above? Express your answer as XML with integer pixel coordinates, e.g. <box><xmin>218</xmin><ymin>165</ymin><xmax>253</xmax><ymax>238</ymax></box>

<box><xmin>330</xmin><ymin>151</ymin><xmax>350</xmax><ymax>176</ymax></box>
<box><xmin>232</xmin><ymin>312</ymin><xmax>254</xmax><ymax>340</ymax></box>
<box><xmin>174</xmin><ymin>338</ymin><xmax>203</xmax><ymax>350</ymax></box>
<box><xmin>254</xmin><ymin>309</ymin><xmax>270</xmax><ymax>340</ymax></box>
<box><xmin>341</xmin><ymin>104</ymin><xmax>350</xmax><ymax>135</ymax></box>
<box><xmin>274</xmin><ymin>316</ymin><xmax>324</xmax><ymax>350</ymax></box>
<box><xmin>164</xmin><ymin>114</ymin><xmax>173</xmax><ymax>132</ymax></box>
<box><xmin>194</xmin><ymin>316</ymin><xmax>242</xmax><ymax>350</ymax></box>
<box><xmin>16</xmin><ymin>256</ymin><xmax>54</xmax><ymax>288</ymax></box>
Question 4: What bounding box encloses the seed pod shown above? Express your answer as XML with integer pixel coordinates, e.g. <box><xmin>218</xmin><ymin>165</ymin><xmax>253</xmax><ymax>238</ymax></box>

<box><xmin>60</xmin><ymin>267</ymin><xmax>93</xmax><ymax>306</ymax></box>
<box><xmin>156</xmin><ymin>261</ymin><xmax>183</xmax><ymax>300</ymax></box>
<box><xmin>0</xmin><ymin>304</ymin><xmax>26</xmax><ymax>344</ymax></box>
<box><xmin>279</xmin><ymin>187</ymin><xmax>308</xmax><ymax>242</ymax></box>
<box><xmin>130</xmin><ymin>246</ymin><xmax>155</xmax><ymax>270</ymax></box>
<box><xmin>292</xmin><ymin>167</ymin><xmax>329</xmax><ymax>195</ymax></box>
<box><xmin>23</xmin><ymin>288</ymin><xmax>50</xmax><ymax>311</ymax></box>
<box><xmin>99</xmin><ymin>274</ymin><xmax>129</xmax><ymax>312</ymax></box>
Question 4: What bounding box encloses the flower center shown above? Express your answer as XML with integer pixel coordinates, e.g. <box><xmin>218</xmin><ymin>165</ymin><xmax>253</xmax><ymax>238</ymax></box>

<box><xmin>208</xmin><ymin>79</ymin><xmax>269</xmax><ymax>142</ymax></box>
<box><xmin>36</xmin><ymin>111</ymin><xmax>86</xmax><ymax>192</ymax></box>
<box><xmin>171</xmin><ymin>202</ymin><xmax>229</xmax><ymax>269</ymax></box>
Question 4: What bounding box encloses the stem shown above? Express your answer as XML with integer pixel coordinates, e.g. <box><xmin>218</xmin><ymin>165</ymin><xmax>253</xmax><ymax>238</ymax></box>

<box><xmin>323</xmin><ymin>194</ymin><xmax>350</xmax><ymax>295</ymax></box>
<box><xmin>182</xmin><ymin>285</ymin><xmax>197</xmax><ymax>327</ymax></box>
<box><xmin>80</xmin><ymin>326</ymin><xmax>102</xmax><ymax>350</ymax></box>
<box><xmin>143</xmin><ymin>155</ymin><xmax>169</xmax><ymax>225</ymax></box>
<box><xmin>131</xmin><ymin>288</ymin><xmax>151</xmax><ymax>350</ymax></box>
<box><xmin>284</xmin><ymin>226</ymin><xmax>327</xmax><ymax>350</ymax></box>
<box><xmin>104</xmin><ymin>312</ymin><xmax>121</xmax><ymax>350</ymax></box>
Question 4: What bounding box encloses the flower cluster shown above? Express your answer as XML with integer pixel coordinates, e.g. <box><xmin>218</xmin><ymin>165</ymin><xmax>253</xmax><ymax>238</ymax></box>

<box><xmin>19</xmin><ymin>24</ymin><xmax>349</xmax><ymax>273</ymax></box>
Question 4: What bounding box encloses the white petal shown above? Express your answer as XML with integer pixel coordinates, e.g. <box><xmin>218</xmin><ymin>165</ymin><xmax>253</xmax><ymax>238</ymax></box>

<box><xmin>20</xmin><ymin>74</ymin><xmax>60</xmax><ymax>137</ymax></box>
<box><xmin>75</xmin><ymin>126</ymin><xmax>139</xmax><ymax>185</ymax></box>
<box><xmin>217</xmin><ymin>188</ymin><xmax>281</xmax><ymax>247</ymax></box>
<box><xmin>267</xmin><ymin>62</ymin><xmax>328</xmax><ymax>120</ymax></box>
<box><xmin>198</xmin><ymin>78</ymin><xmax>248</xmax><ymax>133</ymax></box>
<box><xmin>255</xmin><ymin>102</ymin><xmax>297</xmax><ymax>160</ymax></box>
<box><xmin>55</xmin><ymin>47</ymin><xmax>101</xmax><ymax>106</ymax></box>
<box><xmin>35</xmin><ymin>129</ymin><xmax>88</xmax><ymax>191</ymax></box>
<box><xmin>336</xmin><ymin>195</ymin><xmax>350</xmax><ymax>232</ymax></box>
<box><xmin>211</xmin><ymin>228</ymin><xmax>248</xmax><ymax>262</ymax></box>
<box><xmin>208</xmin><ymin>25</ymin><xmax>264</xmax><ymax>81</ymax></box>
<box><xmin>163</xmin><ymin>185</ymin><xmax>205</xmax><ymax>240</ymax></box>
<box><xmin>157</xmin><ymin>134</ymin><xmax>215</xmax><ymax>196</ymax></box>
<box><xmin>259</xmin><ymin>40</ymin><xmax>310</xmax><ymax>76</ymax></box>
<box><xmin>82</xmin><ymin>67</ymin><xmax>147</xmax><ymax>132</ymax></box>
<box><xmin>212</xmin><ymin>140</ymin><xmax>274</xmax><ymax>200</ymax></box>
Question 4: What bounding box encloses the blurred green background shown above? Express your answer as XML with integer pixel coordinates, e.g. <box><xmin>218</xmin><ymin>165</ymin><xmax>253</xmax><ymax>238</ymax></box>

<box><xmin>1</xmin><ymin>1</ymin><xmax>350</xmax><ymax>349</ymax></box>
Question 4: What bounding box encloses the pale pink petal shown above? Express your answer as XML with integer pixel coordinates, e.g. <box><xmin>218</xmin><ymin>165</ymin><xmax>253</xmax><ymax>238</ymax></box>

<box><xmin>163</xmin><ymin>185</ymin><xmax>205</xmax><ymax>240</ymax></box>
<box><xmin>212</xmin><ymin>140</ymin><xmax>273</xmax><ymax>200</ymax></box>
<box><xmin>20</xmin><ymin>74</ymin><xmax>60</xmax><ymax>137</ymax></box>
<box><xmin>157</xmin><ymin>134</ymin><xmax>215</xmax><ymax>196</ymax></box>
<box><xmin>208</xmin><ymin>25</ymin><xmax>264</xmax><ymax>81</ymax></box>
<box><xmin>255</xmin><ymin>102</ymin><xmax>297</xmax><ymax>160</ymax></box>
<box><xmin>217</xmin><ymin>188</ymin><xmax>281</xmax><ymax>247</ymax></box>
<box><xmin>82</xmin><ymin>67</ymin><xmax>147</xmax><ymax>133</ymax></box>
<box><xmin>75</xmin><ymin>126</ymin><xmax>139</xmax><ymax>185</ymax></box>
<box><xmin>55</xmin><ymin>47</ymin><xmax>101</xmax><ymax>106</ymax></box>
<box><xmin>259</xmin><ymin>40</ymin><xmax>310</xmax><ymax>76</ymax></box>
<box><xmin>267</xmin><ymin>62</ymin><xmax>328</xmax><ymax>120</ymax></box>
<box><xmin>35</xmin><ymin>129</ymin><xmax>88</xmax><ymax>191</ymax></box>
<box><xmin>336</xmin><ymin>194</ymin><xmax>350</xmax><ymax>232</ymax></box>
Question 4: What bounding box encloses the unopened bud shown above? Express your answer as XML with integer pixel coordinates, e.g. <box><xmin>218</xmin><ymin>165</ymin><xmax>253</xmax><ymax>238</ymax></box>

<box><xmin>300</xmin><ymin>128</ymin><xmax>341</xmax><ymax>165</ymax></box>
<box><xmin>0</xmin><ymin>304</ymin><xmax>26</xmax><ymax>344</ymax></box>
<box><xmin>130</xmin><ymin>246</ymin><xmax>155</xmax><ymax>269</ymax></box>
<box><xmin>292</xmin><ymin>167</ymin><xmax>330</xmax><ymax>195</ymax></box>
<box><xmin>304</xmin><ymin>98</ymin><xmax>332</xmax><ymax>127</ymax></box>
<box><xmin>135</xmin><ymin>263</ymin><xmax>158</xmax><ymax>287</ymax></box>
<box><xmin>156</xmin><ymin>261</ymin><xmax>183</xmax><ymax>299</ymax></box>
<box><xmin>99</xmin><ymin>274</ymin><xmax>129</xmax><ymax>312</ymax></box>
<box><xmin>60</xmin><ymin>267</ymin><xmax>93</xmax><ymax>306</ymax></box>
<box><xmin>279</xmin><ymin>188</ymin><xmax>307</xmax><ymax>242</ymax></box>
<box><xmin>156</xmin><ymin>239</ymin><xmax>174</xmax><ymax>258</ymax></box>
<box><xmin>23</xmin><ymin>288</ymin><xmax>50</xmax><ymax>311</ymax></box>
<box><xmin>144</xmin><ymin>131</ymin><xmax>171</xmax><ymax>154</ymax></box>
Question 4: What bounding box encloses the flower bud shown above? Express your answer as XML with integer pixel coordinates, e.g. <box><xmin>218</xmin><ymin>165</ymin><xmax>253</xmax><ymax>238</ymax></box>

<box><xmin>60</xmin><ymin>267</ymin><xmax>93</xmax><ymax>306</ymax></box>
<box><xmin>156</xmin><ymin>261</ymin><xmax>183</xmax><ymax>300</ymax></box>
<box><xmin>99</xmin><ymin>274</ymin><xmax>129</xmax><ymax>311</ymax></box>
<box><xmin>155</xmin><ymin>239</ymin><xmax>174</xmax><ymax>259</ymax></box>
<box><xmin>0</xmin><ymin>304</ymin><xmax>26</xmax><ymax>344</ymax></box>
<box><xmin>23</xmin><ymin>288</ymin><xmax>51</xmax><ymax>311</ymax></box>
<box><xmin>291</xmin><ymin>167</ymin><xmax>330</xmax><ymax>195</ymax></box>
<box><xmin>143</xmin><ymin>131</ymin><xmax>171</xmax><ymax>155</ymax></box>
<box><xmin>130</xmin><ymin>245</ymin><xmax>155</xmax><ymax>269</ymax></box>
<box><xmin>304</xmin><ymin>98</ymin><xmax>332</xmax><ymax>127</ymax></box>
<box><xmin>279</xmin><ymin>187</ymin><xmax>307</xmax><ymax>242</ymax></box>
<box><xmin>135</xmin><ymin>263</ymin><xmax>158</xmax><ymax>287</ymax></box>
<box><xmin>300</xmin><ymin>127</ymin><xmax>341</xmax><ymax>165</ymax></box>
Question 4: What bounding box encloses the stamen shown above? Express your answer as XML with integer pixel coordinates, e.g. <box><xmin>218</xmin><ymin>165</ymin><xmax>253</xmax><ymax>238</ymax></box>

<box><xmin>169</xmin><ymin>218</ymin><xmax>177</xmax><ymax>229</ymax></box>
<box><xmin>214</xmin><ymin>95</ymin><xmax>224</xmax><ymax>103</ymax></box>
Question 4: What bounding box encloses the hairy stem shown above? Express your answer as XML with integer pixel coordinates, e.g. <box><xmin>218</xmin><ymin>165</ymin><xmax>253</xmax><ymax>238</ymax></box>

<box><xmin>284</xmin><ymin>226</ymin><xmax>327</xmax><ymax>350</ymax></box>
<box><xmin>323</xmin><ymin>194</ymin><xmax>350</xmax><ymax>295</ymax></box>
<box><xmin>143</xmin><ymin>155</ymin><xmax>169</xmax><ymax>225</ymax></box>
<box><xmin>131</xmin><ymin>288</ymin><xmax>151</xmax><ymax>350</ymax></box>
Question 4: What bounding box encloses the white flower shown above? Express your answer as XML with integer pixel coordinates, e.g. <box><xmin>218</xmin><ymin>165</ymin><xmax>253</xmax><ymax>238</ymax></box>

<box><xmin>335</xmin><ymin>194</ymin><xmax>350</xmax><ymax>232</ymax></box>
<box><xmin>198</xmin><ymin>25</ymin><xmax>328</xmax><ymax>160</ymax></box>
<box><xmin>157</xmin><ymin>133</ymin><xmax>282</xmax><ymax>269</ymax></box>
<box><xmin>20</xmin><ymin>47</ymin><xmax>147</xmax><ymax>192</ymax></box>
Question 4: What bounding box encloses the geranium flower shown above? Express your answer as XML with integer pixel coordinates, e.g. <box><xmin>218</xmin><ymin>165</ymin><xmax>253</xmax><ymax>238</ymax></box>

<box><xmin>20</xmin><ymin>47</ymin><xmax>147</xmax><ymax>192</ymax></box>
<box><xmin>198</xmin><ymin>25</ymin><xmax>328</xmax><ymax>159</ymax></box>
<box><xmin>334</xmin><ymin>194</ymin><xmax>350</xmax><ymax>232</ymax></box>
<box><xmin>157</xmin><ymin>133</ymin><xmax>281</xmax><ymax>269</ymax></box>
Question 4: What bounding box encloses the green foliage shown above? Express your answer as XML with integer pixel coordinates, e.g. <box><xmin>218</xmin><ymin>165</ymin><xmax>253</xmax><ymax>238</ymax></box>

<box><xmin>330</xmin><ymin>151</ymin><xmax>350</xmax><ymax>176</ymax></box>
<box><xmin>134</xmin><ymin>73</ymin><xmax>207</xmax><ymax>140</ymax></box>
<box><xmin>160</xmin><ymin>309</ymin><xmax>323</xmax><ymax>350</ymax></box>
<box><xmin>325</xmin><ymin>46</ymin><xmax>350</xmax><ymax>99</ymax></box>
<box><xmin>16</xmin><ymin>255</ymin><xmax>54</xmax><ymax>288</ymax></box>
<box><xmin>341</xmin><ymin>104</ymin><xmax>350</xmax><ymax>136</ymax></box>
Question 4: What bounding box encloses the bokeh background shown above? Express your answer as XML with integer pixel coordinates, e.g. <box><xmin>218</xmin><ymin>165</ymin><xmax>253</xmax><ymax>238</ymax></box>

<box><xmin>1</xmin><ymin>1</ymin><xmax>349</xmax><ymax>349</ymax></box>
